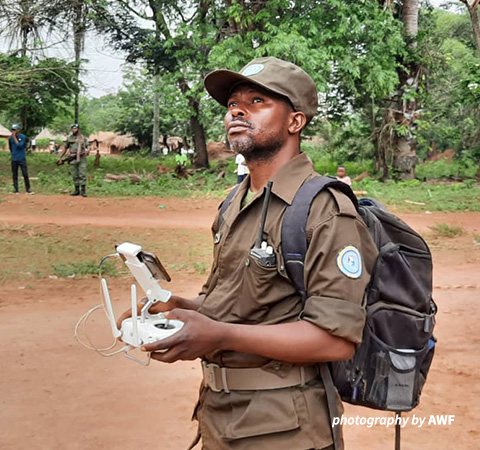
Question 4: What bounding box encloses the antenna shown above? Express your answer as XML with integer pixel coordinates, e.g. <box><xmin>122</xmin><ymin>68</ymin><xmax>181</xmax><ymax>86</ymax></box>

<box><xmin>255</xmin><ymin>180</ymin><xmax>273</xmax><ymax>248</ymax></box>
<box><xmin>101</xmin><ymin>278</ymin><xmax>122</xmax><ymax>339</ymax></box>
<box><xmin>131</xmin><ymin>284</ymin><xmax>139</xmax><ymax>346</ymax></box>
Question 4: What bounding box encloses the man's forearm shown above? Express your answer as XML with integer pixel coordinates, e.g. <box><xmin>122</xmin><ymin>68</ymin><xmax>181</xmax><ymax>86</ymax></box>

<box><xmin>173</xmin><ymin>294</ymin><xmax>205</xmax><ymax>311</ymax></box>
<box><xmin>218</xmin><ymin>320</ymin><xmax>355</xmax><ymax>363</ymax></box>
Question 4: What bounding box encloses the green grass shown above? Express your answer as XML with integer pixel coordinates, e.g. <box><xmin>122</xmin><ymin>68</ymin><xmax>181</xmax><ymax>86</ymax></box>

<box><xmin>428</xmin><ymin>223</ymin><xmax>465</xmax><ymax>238</ymax></box>
<box><xmin>1</xmin><ymin>148</ymin><xmax>479</xmax><ymax>211</ymax></box>
<box><xmin>0</xmin><ymin>223</ymin><xmax>212</xmax><ymax>282</ymax></box>
<box><xmin>0</xmin><ymin>150</ymin><xmax>237</xmax><ymax>198</ymax></box>
<box><xmin>52</xmin><ymin>260</ymin><xmax>118</xmax><ymax>278</ymax></box>
<box><xmin>353</xmin><ymin>178</ymin><xmax>480</xmax><ymax>212</ymax></box>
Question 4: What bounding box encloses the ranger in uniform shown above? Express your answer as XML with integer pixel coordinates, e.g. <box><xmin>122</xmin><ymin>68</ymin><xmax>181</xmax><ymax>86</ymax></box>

<box><xmin>59</xmin><ymin>123</ymin><xmax>90</xmax><ymax>197</ymax></box>
<box><xmin>121</xmin><ymin>57</ymin><xmax>378</xmax><ymax>450</ymax></box>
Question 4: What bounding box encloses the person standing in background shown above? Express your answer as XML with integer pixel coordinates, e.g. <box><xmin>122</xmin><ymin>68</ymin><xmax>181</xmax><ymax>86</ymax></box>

<box><xmin>8</xmin><ymin>124</ymin><xmax>34</xmax><ymax>195</ymax></box>
<box><xmin>235</xmin><ymin>152</ymin><xmax>249</xmax><ymax>184</ymax></box>
<box><xmin>336</xmin><ymin>165</ymin><xmax>352</xmax><ymax>186</ymax></box>
<box><xmin>59</xmin><ymin>123</ymin><xmax>90</xmax><ymax>197</ymax></box>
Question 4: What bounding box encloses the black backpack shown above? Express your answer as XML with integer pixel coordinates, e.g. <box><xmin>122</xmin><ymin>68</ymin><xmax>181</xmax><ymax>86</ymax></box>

<box><xmin>220</xmin><ymin>176</ymin><xmax>437</xmax><ymax>449</ymax></box>
<box><xmin>284</xmin><ymin>176</ymin><xmax>437</xmax><ymax>449</ymax></box>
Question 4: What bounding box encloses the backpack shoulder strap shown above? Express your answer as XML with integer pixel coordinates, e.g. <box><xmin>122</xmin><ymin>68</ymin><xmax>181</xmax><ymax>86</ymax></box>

<box><xmin>217</xmin><ymin>184</ymin><xmax>240</xmax><ymax>230</ymax></box>
<box><xmin>281</xmin><ymin>176</ymin><xmax>358</xmax><ymax>301</ymax></box>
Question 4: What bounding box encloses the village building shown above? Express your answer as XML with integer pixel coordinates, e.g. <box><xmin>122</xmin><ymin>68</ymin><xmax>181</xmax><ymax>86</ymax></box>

<box><xmin>88</xmin><ymin>131</ymin><xmax>138</xmax><ymax>155</ymax></box>
<box><xmin>0</xmin><ymin>123</ymin><xmax>11</xmax><ymax>143</ymax></box>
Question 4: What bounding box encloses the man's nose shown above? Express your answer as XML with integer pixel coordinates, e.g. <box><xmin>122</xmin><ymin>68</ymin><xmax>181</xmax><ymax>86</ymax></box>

<box><xmin>230</xmin><ymin>103</ymin><xmax>246</xmax><ymax>117</ymax></box>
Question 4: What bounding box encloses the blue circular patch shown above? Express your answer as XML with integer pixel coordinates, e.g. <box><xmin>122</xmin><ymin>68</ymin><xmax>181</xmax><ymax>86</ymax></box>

<box><xmin>242</xmin><ymin>64</ymin><xmax>264</xmax><ymax>77</ymax></box>
<box><xmin>337</xmin><ymin>246</ymin><xmax>362</xmax><ymax>279</ymax></box>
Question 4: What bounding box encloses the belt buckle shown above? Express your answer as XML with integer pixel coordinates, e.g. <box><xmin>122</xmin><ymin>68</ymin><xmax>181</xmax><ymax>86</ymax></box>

<box><xmin>202</xmin><ymin>362</ymin><xmax>222</xmax><ymax>392</ymax></box>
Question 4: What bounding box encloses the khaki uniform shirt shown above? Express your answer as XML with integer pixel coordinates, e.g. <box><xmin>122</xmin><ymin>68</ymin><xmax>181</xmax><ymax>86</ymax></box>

<box><xmin>195</xmin><ymin>152</ymin><xmax>378</xmax><ymax>450</ymax></box>
<box><xmin>65</xmin><ymin>134</ymin><xmax>88</xmax><ymax>156</ymax></box>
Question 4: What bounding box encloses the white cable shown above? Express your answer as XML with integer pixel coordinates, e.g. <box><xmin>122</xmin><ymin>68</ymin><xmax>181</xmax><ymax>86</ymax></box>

<box><xmin>74</xmin><ymin>253</ymin><xmax>127</xmax><ymax>357</ymax></box>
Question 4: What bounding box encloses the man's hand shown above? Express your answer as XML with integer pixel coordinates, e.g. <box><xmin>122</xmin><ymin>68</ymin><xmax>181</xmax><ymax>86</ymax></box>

<box><xmin>115</xmin><ymin>294</ymin><xmax>188</xmax><ymax>330</ymax></box>
<box><xmin>142</xmin><ymin>309</ymin><xmax>226</xmax><ymax>363</ymax></box>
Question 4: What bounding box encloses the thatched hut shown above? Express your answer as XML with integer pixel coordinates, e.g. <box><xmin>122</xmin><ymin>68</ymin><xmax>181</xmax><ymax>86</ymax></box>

<box><xmin>35</xmin><ymin>128</ymin><xmax>67</xmax><ymax>142</ymax></box>
<box><xmin>89</xmin><ymin>131</ymin><xmax>137</xmax><ymax>155</ymax></box>
<box><xmin>0</xmin><ymin>123</ymin><xmax>11</xmax><ymax>140</ymax></box>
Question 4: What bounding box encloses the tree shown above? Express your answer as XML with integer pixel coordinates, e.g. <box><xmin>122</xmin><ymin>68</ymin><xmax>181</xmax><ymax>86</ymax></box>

<box><xmin>112</xmin><ymin>70</ymin><xmax>189</xmax><ymax>148</ymax></box>
<box><xmin>373</xmin><ymin>0</ymin><xmax>426</xmax><ymax>180</ymax></box>
<box><xmin>42</xmin><ymin>0</ymin><xmax>91</xmax><ymax>123</ymax></box>
<box><xmin>0</xmin><ymin>0</ymin><xmax>53</xmax><ymax>58</ymax></box>
<box><xmin>90</xmin><ymin>0</ymin><xmax>215</xmax><ymax>165</ymax></box>
<box><xmin>459</xmin><ymin>0</ymin><xmax>480</xmax><ymax>54</ymax></box>
<box><xmin>408</xmin><ymin>7</ymin><xmax>480</xmax><ymax>175</ymax></box>
<box><xmin>0</xmin><ymin>53</ymin><xmax>77</xmax><ymax>134</ymax></box>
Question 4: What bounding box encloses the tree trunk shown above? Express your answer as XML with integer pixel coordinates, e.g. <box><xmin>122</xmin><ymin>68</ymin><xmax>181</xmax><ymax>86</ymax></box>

<box><xmin>403</xmin><ymin>0</ymin><xmax>419</xmax><ymax>42</ymax></box>
<box><xmin>73</xmin><ymin>0</ymin><xmax>85</xmax><ymax>124</ymax></box>
<box><xmin>178</xmin><ymin>77</ymin><xmax>209</xmax><ymax>168</ymax></box>
<box><xmin>392</xmin><ymin>137</ymin><xmax>417</xmax><ymax>180</ymax></box>
<box><xmin>466</xmin><ymin>2</ymin><xmax>480</xmax><ymax>55</ymax></box>
<box><xmin>190</xmin><ymin>99</ymin><xmax>209</xmax><ymax>168</ymax></box>
<box><xmin>151</xmin><ymin>74</ymin><xmax>161</xmax><ymax>156</ymax></box>
<box><xmin>392</xmin><ymin>0</ymin><xmax>420</xmax><ymax>180</ymax></box>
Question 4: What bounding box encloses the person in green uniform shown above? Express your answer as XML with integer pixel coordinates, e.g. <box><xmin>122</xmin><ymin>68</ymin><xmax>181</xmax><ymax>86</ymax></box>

<box><xmin>118</xmin><ymin>57</ymin><xmax>378</xmax><ymax>450</ymax></box>
<box><xmin>58</xmin><ymin>123</ymin><xmax>89</xmax><ymax>197</ymax></box>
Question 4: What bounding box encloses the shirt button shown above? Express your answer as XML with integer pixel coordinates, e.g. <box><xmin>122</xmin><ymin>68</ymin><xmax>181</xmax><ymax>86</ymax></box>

<box><xmin>245</xmin><ymin>258</ymin><xmax>250</xmax><ymax>267</ymax></box>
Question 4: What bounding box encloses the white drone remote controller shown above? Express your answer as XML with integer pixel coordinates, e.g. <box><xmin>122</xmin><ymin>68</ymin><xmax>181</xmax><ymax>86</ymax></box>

<box><xmin>101</xmin><ymin>242</ymin><xmax>184</xmax><ymax>349</ymax></box>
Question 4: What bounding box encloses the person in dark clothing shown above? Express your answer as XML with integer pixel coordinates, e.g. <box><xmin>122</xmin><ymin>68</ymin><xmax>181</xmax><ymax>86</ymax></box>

<box><xmin>8</xmin><ymin>124</ymin><xmax>34</xmax><ymax>195</ymax></box>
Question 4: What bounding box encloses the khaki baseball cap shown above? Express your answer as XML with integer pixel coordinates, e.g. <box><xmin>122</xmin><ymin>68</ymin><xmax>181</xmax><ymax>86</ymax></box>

<box><xmin>204</xmin><ymin>56</ymin><xmax>318</xmax><ymax>124</ymax></box>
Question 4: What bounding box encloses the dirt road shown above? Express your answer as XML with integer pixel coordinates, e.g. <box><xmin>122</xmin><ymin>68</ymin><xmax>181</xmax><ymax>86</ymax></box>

<box><xmin>1</xmin><ymin>194</ymin><xmax>479</xmax><ymax>449</ymax></box>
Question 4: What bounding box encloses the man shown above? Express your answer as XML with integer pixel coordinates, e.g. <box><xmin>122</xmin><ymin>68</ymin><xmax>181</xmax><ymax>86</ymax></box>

<box><xmin>118</xmin><ymin>57</ymin><xmax>377</xmax><ymax>450</ymax></box>
<box><xmin>59</xmin><ymin>123</ymin><xmax>89</xmax><ymax>197</ymax></box>
<box><xmin>8</xmin><ymin>124</ymin><xmax>33</xmax><ymax>194</ymax></box>
<box><xmin>336</xmin><ymin>165</ymin><xmax>352</xmax><ymax>186</ymax></box>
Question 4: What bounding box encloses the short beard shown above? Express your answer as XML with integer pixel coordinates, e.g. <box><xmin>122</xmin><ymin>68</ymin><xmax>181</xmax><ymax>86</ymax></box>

<box><xmin>230</xmin><ymin>130</ymin><xmax>284</xmax><ymax>163</ymax></box>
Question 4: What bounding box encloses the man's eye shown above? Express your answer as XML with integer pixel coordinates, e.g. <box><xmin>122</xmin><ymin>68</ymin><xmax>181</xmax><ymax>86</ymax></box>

<box><xmin>228</xmin><ymin>101</ymin><xmax>237</xmax><ymax>108</ymax></box>
<box><xmin>253</xmin><ymin>97</ymin><xmax>263</xmax><ymax>103</ymax></box>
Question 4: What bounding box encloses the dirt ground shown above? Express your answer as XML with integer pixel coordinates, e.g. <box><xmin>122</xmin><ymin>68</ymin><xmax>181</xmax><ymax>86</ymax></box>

<box><xmin>1</xmin><ymin>194</ymin><xmax>479</xmax><ymax>450</ymax></box>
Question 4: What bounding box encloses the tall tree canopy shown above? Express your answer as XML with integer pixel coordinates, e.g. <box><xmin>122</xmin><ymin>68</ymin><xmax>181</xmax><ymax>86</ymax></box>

<box><xmin>0</xmin><ymin>54</ymin><xmax>77</xmax><ymax>135</ymax></box>
<box><xmin>90</xmin><ymin>0</ymin><xmax>404</xmax><ymax>167</ymax></box>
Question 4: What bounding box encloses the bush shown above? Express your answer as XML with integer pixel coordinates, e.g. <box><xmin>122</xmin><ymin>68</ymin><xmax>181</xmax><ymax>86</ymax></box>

<box><xmin>415</xmin><ymin>159</ymin><xmax>477</xmax><ymax>180</ymax></box>
<box><xmin>302</xmin><ymin>142</ymin><xmax>372</xmax><ymax>177</ymax></box>
<box><xmin>0</xmin><ymin>138</ymin><xmax>7</xmax><ymax>149</ymax></box>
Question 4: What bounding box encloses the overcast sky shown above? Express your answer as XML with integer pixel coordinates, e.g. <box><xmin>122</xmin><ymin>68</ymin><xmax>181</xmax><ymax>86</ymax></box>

<box><xmin>82</xmin><ymin>34</ymin><xmax>126</xmax><ymax>98</ymax></box>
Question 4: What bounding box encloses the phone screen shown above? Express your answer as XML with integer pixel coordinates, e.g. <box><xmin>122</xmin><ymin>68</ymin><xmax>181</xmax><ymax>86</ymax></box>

<box><xmin>138</xmin><ymin>251</ymin><xmax>171</xmax><ymax>282</ymax></box>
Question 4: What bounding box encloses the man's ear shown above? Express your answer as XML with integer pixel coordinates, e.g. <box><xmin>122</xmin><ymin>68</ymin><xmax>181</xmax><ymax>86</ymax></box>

<box><xmin>288</xmin><ymin>111</ymin><xmax>307</xmax><ymax>134</ymax></box>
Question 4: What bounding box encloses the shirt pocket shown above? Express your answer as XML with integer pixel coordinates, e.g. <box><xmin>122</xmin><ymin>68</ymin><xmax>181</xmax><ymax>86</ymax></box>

<box><xmin>233</xmin><ymin>251</ymin><xmax>282</xmax><ymax>323</ymax></box>
<box><xmin>223</xmin><ymin>389</ymin><xmax>300</xmax><ymax>442</ymax></box>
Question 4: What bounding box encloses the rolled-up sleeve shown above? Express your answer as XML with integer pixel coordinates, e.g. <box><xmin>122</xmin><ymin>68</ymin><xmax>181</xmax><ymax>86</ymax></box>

<box><xmin>300</xmin><ymin>210</ymin><xmax>378</xmax><ymax>345</ymax></box>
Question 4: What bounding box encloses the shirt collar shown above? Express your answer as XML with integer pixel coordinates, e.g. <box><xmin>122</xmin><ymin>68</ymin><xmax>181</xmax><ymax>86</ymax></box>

<box><xmin>225</xmin><ymin>151</ymin><xmax>315</xmax><ymax>227</ymax></box>
<box><xmin>269</xmin><ymin>152</ymin><xmax>316</xmax><ymax>205</ymax></box>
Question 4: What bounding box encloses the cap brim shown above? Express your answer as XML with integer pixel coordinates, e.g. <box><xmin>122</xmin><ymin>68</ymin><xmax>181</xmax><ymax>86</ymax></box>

<box><xmin>204</xmin><ymin>69</ymin><xmax>286</xmax><ymax>107</ymax></box>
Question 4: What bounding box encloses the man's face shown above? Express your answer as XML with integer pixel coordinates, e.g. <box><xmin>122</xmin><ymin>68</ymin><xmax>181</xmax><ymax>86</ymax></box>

<box><xmin>11</xmin><ymin>129</ymin><xmax>18</xmax><ymax>136</ymax></box>
<box><xmin>337</xmin><ymin>167</ymin><xmax>346</xmax><ymax>178</ymax></box>
<box><xmin>72</xmin><ymin>127</ymin><xmax>79</xmax><ymax>135</ymax></box>
<box><xmin>224</xmin><ymin>83</ymin><xmax>293</xmax><ymax>162</ymax></box>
